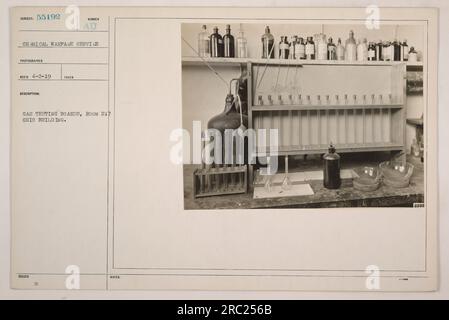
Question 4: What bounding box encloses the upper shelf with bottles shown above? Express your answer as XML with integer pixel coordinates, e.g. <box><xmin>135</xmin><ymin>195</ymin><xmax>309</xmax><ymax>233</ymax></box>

<box><xmin>182</xmin><ymin>24</ymin><xmax>423</xmax><ymax>68</ymax></box>
<box><xmin>182</xmin><ymin>56</ymin><xmax>423</xmax><ymax>67</ymax></box>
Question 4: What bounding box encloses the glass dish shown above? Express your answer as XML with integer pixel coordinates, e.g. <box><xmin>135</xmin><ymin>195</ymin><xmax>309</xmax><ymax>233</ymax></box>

<box><xmin>379</xmin><ymin>160</ymin><xmax>414</xmax><ymax>188</ymax></box>
<box><xmin>353</xmin><ymin>166</ymin><xmax>381</xmax><ymax>191</ymax></box>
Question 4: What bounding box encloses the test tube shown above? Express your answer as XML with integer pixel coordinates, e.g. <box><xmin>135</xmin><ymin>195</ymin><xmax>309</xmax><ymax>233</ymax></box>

<box><xmin>326</xmin><ymin>95</ymin><xmax>330</xmax><ymax>105</ymax></box>
<box><xmin>371</xmin><ymin>94</ymin><xmax>375</xmax><ymax>104</ymax></box>
<box><xmin>317</xmin><ymin>95</ymin><xmax>321</xmax><ymax>104</ymax></box>
<box><xmin>335</xmin><ymin>94</ymin><xmax>340</xmax><ymax>105</ymax></box>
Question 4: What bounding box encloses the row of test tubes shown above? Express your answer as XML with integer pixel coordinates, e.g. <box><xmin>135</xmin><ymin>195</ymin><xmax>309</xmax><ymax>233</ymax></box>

<box><xmin>255</xmin><ymin>93</ymin><xmax>401</xmax><ymax>106</ymax></box>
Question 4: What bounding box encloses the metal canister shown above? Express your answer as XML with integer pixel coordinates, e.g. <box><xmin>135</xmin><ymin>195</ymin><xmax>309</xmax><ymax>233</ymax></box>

<box><xmin>323</xmin><ymin>144</ymin><xmax>341</xmax><ymax>189</ymax></box>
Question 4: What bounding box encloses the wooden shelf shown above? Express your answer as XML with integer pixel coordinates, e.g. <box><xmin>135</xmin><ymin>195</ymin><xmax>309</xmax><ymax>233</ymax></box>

<box><xmin>251</xmin><ymin>104</ymin><xmax>403</xmax><ymax>111</ymax></box>
<box><xmin>255</xmin><ymin>142</ymin><xmax>404</xmax><ymax>156</ymax></box>
<box><xmin>182</xmin><ymin>56</ymin><xmax>419</xmax><ymax>67</ymax></box>
<box><xmin>407</xmin><ymin>118</ymin><xmax>423</xmax><ymax>126</ymax></box>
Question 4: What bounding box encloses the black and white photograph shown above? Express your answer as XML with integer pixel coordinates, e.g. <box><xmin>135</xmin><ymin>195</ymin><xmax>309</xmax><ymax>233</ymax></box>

<box><xmin>181</xmin><ymin>21</ymin><xmax>426</xmax><ymax>209</ymax></box>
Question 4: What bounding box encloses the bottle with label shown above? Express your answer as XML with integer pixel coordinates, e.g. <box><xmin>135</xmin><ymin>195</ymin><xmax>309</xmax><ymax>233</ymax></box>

<box><xmin>376</xmin><ymin>40</ymin><xmax>383</xmax><ymax>61</ymax></box>
<box><xmin>356</xmin><ymin>38</ymin><xmax>368</xmax><ymax>61</ymax></box>
<box><xmin>210</xmin><ymin>26</ymin><xmax>224</xmax><ymax>57</ymax></box>
<box><xmin>236</xmin><ymin>29</ymin><xmax>248</xmax><ymax>58</ymax></box>
<box><xmin>289</xmin><ymin>36</ymin><xmax>297</xmax><ymax>59</ymax></box>
<box><xmin>261</xmin><ymin>26</ymin><xmax>275</xmax><ymax>59</ymax></box>
<box><xmin>197</xmin><ymin>25</ymin><xmax>210</xmax><ymax>58</ymax></box>
<box><xmin>402</xmin><ymin>39</ymin><xmax>409</xmax><ymax>61</ymax></box>
<box><xmin>327</xmin><ymin>37</ymin><xmax>337</xmax><ymax>60</ymax></box>
<box><xmin>382</xmin><ymin>41</ymin><xmax>391</xmax><ymax>61</ymax></box>
<box><xmin>295</xmin><ymin>37</ymin><xmax>306</xmax><ymax>59</ymax></box>
<box><xmin>323</xmin><ymin>144</ymin><xmax>341</xmax><ymax>189</ymax></box>
<box><xmin>393</xmin><ymin>39</ymin><xmax>401</xmax><ymax>61</ymax></box>
<box><xmin>223</xmin><ymin>25</ymin><xmax>235</xmax><ymax>58</ymax></box>
<box><xmin>408</xmin><ymin>46</ymin><xmax>418</xmax><ymax>63</ymax></box>
<box><xmin>367</xmin><ymin>42</ymin><xmax>376</xmax><ymax>61</ymax></box>
<box><xmin>336</xmin><ymin>38</ymin><xmax>345</xmax><ymax>60</ymax></box>
<box><xmin>317</xmin><ymin>34</ymin><xmax>328</xmax><ymax>60</ymax></box>
<box><xmin>279</xmin><ymin>36</ymin><xmax>289</xmax><ymax>59</ymax></box>
<box><xmin>305</xmin><ymin>36</ymin><xmax>315</xmax><ymax>60</ymax></box>
<box><xmin>344</xmin><ymin>30</ymin><xmax>357</xmax><ymax>61</ymax></box>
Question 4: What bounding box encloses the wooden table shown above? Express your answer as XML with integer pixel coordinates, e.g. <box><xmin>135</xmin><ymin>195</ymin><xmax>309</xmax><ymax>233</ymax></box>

<box><xmin>183</xmin><ymin>153</ymin><xmax>424</xmax><ymax>209</ymax></box>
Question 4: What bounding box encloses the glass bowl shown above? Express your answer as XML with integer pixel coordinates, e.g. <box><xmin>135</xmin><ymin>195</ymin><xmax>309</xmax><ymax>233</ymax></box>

<box><xmin>353</xmin><ymin>166</ymin><xmax>381</xmax><ymax>191</ymax></box>
<box><xmin>379</xmin><ymin>160</ymin><xmax>414</xmax><ymax>188</ymax></box>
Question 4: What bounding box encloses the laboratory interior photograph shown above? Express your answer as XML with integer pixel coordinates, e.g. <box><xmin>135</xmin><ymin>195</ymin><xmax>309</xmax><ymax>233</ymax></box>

<box><xmin>181</xmin><ymin>22</ymin><xmax>425</xmax><ymax>210</ymax></box>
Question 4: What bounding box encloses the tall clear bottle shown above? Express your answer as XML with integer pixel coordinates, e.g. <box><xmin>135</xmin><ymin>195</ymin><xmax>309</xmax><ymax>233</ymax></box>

<box><xmin>236</xmin><ymin>30</ymin><xmax>248</xmax><ymax>58</ymax></box>
<box><xmin>317</xmin><ymin>33</ymin><xmax>328</xmax><ymax>60</ymax></box>
<box><xmin>210</xmin><ymin>26</ymin><xmax>224</xmax><ymax>57</ymax></box>
<box><xmin>356</xmin><ymin>38</ymin><xmax>368</xmax><ymax>61</ymax></box>
<box><xmin>223</xmin><ymin>25</ymin><xmax>235</xmax><ymax>58</ymax></box>
<box><xmin>197</xmin><ymin>25</ymin><xmax>210</xmax><ymax>58</ymax></box>
<box><xmin>261</xmin><ymin>26</ymin><xmax>275</xmax><ymax>59</ymax></box>
<box><xmin>289</xmin><ymin>36</ymin><xmax>297</xmax><ymax>59</ymax></box>
<box><xmin>344</xmin><ymin>30</ymin><xmax>357</xmax><ymax>61</ymax></box>
<box><xmin>336</xmin><ymin>38</ymin><xmax>345</xmax><ymax>60</ymax></box>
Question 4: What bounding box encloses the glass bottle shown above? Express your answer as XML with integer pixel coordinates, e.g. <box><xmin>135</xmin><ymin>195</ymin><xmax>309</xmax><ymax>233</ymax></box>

<box><xmin>236</xmin><ymin>30</ymin><xmax>248</xmax><ymax>58</ymax></box>
<box><xmin>401</xmin><ymin>39</ymin><xmax>409</xmax><ymax>61</ymax></box>
<box><xmin>382</xmin><ymin>41</ymin><xmax>391</xmax><ymax>61</ymax></box>
<box><xmin>411</xmin><ymin>139</ymin><xmax>420</xmax><ymax>157</ymax></box>
<box><xmin>289</xmin><ymin>36</ymin><xmax>297</xmax><ymax>59</ymax></box>
<box><xmin>197</xmin><ymin>25</ymin><xmax>210</xmax><ymax>58</ymax></box>
<box><xmin>210</xmin><ymin>26</ymin><xmax>224</xmax><ymax>58</ymax></box>
<box><xmin>327</xmin><ymin>37</ymin><xmax>337</xmax><ymax>60</ymax></box>
<box><xmin>305</xmin><ymin>36</ymin><xmax>315</xmax><ymax>60</ymax></box>
<box><xmin>336</xmin><ymin>38</ymin><xmax>345</xmax><ymax>60</ymax></box>
<box><xmin>223</xmin><ymin>25</ymin><xmax>235</xmax><ymax>58</ymax></box>
<box><xmin>356</xmin><ymin>38</ymin><xmax>368</xmax><ymax>61</ymax></box>
<box><xmin>323</xmin><ymin>144</ymin><xmax>341</xmax><ymax>189</ymax></box>
<box><xmin>279</xmin><ymin>36</ymin><xmax>289</xmax><ymax>59</ymax></box>
<box><xmin>261</xmin><ymin>26</ymin><xmax>275</xmax><ymax>59</ymax></box>
<box><xmin>317</xmin><ymin>33</ymin><xmax>328</xmax><ymax>60</ymax></box>
<box><xmin>408</xmin><ymin>46</ymin><xmax>418</xmax><ymax>63</ymax></box>
<box><xmin>295</xmin><ymin>37</ymin><xmax>306</xmax><ymax>60</ymax></box>
<box><xmin>376</xmin><ymin>39</ymin><xmax>383</xmax><ymax>61</ymax></box>
<box><xmin>281</xmin><ymin>156</ymin><xmax>292</xmax><ymax>191</ymax></box>
<box><xmin>393</xmin><ymin>38</ymin><xmax>401</xmax><ymax>61</ymax></box>
<box><xmin>367</xmin><ymin>42</ymin><xmax>376</xmax><ymax>61</ymax></box>
<box><xmin>344</xmin><ymin>30</ymin><xmax>357</xmax><ymax>61</ymax></box>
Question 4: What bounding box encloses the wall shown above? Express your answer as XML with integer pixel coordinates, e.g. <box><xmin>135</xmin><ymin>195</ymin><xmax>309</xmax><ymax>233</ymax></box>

<box><xmin>182</xmin><ymin>23</ymin><xmax>425</xmax><ymax>153</ymax></box>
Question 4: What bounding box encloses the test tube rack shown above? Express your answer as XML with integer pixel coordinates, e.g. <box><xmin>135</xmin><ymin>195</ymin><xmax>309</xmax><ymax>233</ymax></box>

<box><xmin>193</xmin><ymin>165</ymin><xmax>248</xmax><ymax>198</ymax></box>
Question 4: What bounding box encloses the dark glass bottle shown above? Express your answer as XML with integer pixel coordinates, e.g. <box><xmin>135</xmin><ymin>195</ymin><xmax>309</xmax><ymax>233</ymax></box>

<box><xmin>210</xmin><ymin>26</ymin><xmax>224</xmax><ymax>57</ymax></box>
<box><xmin>323</xmin><ymin>144</ymin><xmax>341</xmax><ymax>189</ymax></box>
<box><xmin>223</xmin><ymin>25</ymin><xmax>235</xmax><ymax>58</ymax></box>
<box><xmin>376</xmin><ymin>40</ymin><xmax>383</xmax><ymax>61</ymax></box>
<box><xmin>279</xmin><ymin>36</ymin><xmax>289</xmax><ymax>59</ymax></box>
<box><xmin>261</xmin><ymin>26</ymin><xmax>275</xmax><ymax>59</ymax></box>
<box><xmin>327</xmin><ymin>37</ymin><xmax>337</xmax><ymax>60</ymax></box>
<box><xmin>305</xmin><ymin>36</ymin><xmax>315</xmax><ymax>60</ymax></box>
<box><xmin>367</xmin><ymin>42</ymin><xmax>376</xmax><ymax>61</ymax></box>
<box><xmin>393</xmin><ymin>39</ymin><xmax>401</xmax><ymax>61</ymax></box>
<box><xmin>402</xmin><ymin>39</ymin><xmax>409</xmax><ymax>61</ymax></box>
